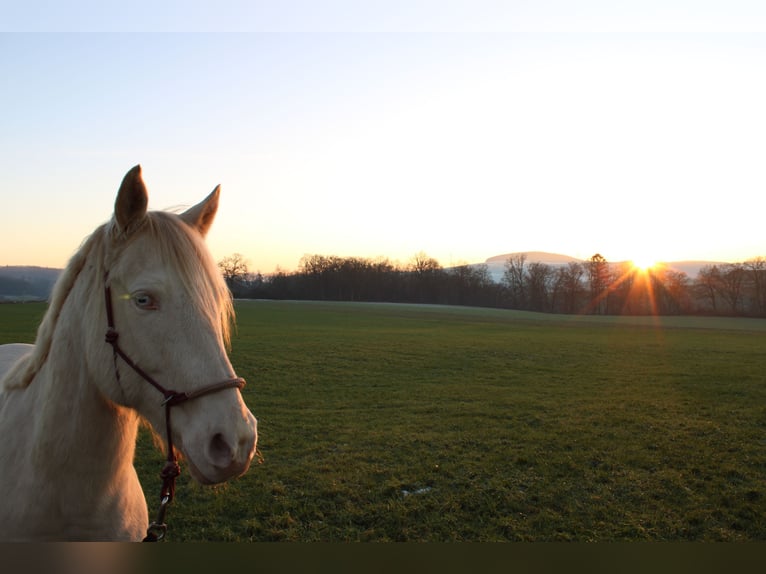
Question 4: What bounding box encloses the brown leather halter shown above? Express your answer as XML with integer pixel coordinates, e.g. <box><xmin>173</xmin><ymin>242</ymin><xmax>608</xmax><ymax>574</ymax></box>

<box><xmin>103</xmin><ymin>280</ymin><xmax>245</xmax><ymax>541</ymax></box>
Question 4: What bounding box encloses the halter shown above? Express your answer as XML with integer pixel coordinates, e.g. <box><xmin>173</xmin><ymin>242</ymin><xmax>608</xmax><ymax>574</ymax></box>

<box><xmin>103</xmin><ymin>280</ymin><xmax>245</xmax><ymax>542</ymax></box>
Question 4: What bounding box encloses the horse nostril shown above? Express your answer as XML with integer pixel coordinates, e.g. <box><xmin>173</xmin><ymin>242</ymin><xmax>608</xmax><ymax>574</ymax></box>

<box><xmin>208</xmin><ymin>432</ymin><xmax>234</xmax><ymax>469</ymax></box>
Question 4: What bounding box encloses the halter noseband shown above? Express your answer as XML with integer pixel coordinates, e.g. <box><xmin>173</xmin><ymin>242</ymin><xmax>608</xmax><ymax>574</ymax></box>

<box><xmin>103</xmin><ymin>281</ymin><xmax>245</xmax><ymax>542</ymax></box>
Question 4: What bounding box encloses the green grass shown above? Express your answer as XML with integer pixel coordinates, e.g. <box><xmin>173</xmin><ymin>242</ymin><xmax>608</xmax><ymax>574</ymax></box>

<box><xmin>3</xmin><ymin>301</ymin><xmax>766</xmax><ymax>541</ymax></box>
<box><xmin>0</xmin><ymin>302</ymin><xmax>46</xmax><ymax>343</ymax></box>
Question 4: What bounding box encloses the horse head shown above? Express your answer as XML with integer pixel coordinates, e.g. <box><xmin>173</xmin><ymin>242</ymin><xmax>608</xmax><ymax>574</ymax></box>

<box><xmin>98</xmin><ymin>165</ymin><xmax>258</xmax><ymax>485</ymax></box>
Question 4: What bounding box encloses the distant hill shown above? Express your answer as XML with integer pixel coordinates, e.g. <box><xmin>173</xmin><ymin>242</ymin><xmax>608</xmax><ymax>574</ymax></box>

<box><xmin>659</xmin><ymin>261</ymin><xmax>727</xmax><ymax>277</ymax></box>
<box><xmin>486</xmin><ymin>251</ymin><xmax>582</xmax><ymax>266</ymax></box>
<box><xmin>0</xmin><ymin>266</ymin><xmax>61</xmax><ymax>301</ymax></box>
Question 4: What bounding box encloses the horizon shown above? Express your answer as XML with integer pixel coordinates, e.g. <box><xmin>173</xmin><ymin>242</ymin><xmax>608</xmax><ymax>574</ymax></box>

<box><xmin>0</xmin><ymin>249</ymin><xmax>750</xmax><ymax>278</ymax></box>
<box><xmin>2</xmin><ymin>3</ymin><xmax>766</xmax><ymax>271</ymax></box>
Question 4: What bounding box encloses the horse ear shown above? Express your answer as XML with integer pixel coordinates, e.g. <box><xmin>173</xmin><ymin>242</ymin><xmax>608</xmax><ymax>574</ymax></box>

<box><xmin>114</xmin><ymin>165</ymin><xmax>148</xmax><ymax>236</ymax></box>
<box><xmin>180</xmin><ymin>185</ymin><xmax>220</xmax><ymax>237</ymax></box>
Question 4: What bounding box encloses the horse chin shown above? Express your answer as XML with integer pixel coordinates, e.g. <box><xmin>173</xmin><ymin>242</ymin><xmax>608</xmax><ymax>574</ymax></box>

<box><xmin>183</xmin><ymin>456</ymin><xmax>218</xmax><ymax>486</ymax></box>
<box><xmin>181</xmin><ymin>448</ymin><xmax>254</xmax><ymax>486</ymax></box>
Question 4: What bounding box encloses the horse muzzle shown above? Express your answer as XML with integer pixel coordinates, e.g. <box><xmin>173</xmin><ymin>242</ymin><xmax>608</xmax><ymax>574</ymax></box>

<box><xmin>181</xmin><ymin>410</ymin><xmax>258</xmax><ymax>485</ymax></box>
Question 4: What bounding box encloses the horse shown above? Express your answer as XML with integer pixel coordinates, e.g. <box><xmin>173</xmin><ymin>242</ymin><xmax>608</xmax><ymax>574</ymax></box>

<box><xmin>0</xmin><ymin>165</ymin><xmax>258</xmax><ymax>541</ymax></box>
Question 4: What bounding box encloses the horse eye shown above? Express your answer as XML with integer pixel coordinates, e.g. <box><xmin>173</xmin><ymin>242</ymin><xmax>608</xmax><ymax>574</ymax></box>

<box><xmin>133</xmin><ymin>293</ymin><xmax>158</xmax><ymax>310</ymax></box>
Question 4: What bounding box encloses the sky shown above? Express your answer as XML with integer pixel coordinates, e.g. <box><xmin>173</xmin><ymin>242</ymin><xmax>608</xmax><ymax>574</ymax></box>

<box><xmin>2</xmin><ymin>1</ymin><xmax>766</xmax><ymax>273</ymax></box>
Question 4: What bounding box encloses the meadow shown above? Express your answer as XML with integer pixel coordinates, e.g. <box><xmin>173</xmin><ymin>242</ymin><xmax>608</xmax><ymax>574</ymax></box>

<box><xmin>2</xmin><ymin>300</ymin><xmax>766</xmax><ymax>541</ymax></box>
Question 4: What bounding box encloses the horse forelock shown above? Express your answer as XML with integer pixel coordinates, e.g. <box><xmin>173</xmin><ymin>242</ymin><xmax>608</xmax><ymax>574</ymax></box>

<box><xmin>133</xmin><ymin>211</ymin><xmax>234</xmax><ymax>347</ymax></box>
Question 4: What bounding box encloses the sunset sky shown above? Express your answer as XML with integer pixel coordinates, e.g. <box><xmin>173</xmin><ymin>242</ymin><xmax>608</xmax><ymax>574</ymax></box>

<box><xmin>2</xmin><ymin>2</ymin><xmax>765</xmax><ymax>273</ymax></box>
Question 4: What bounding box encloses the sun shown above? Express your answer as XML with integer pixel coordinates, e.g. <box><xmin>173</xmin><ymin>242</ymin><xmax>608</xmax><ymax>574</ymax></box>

<box><xmin>631</xmin><ymin>257</ymin><xmax>658</xmax><ymax>273</ymax></box>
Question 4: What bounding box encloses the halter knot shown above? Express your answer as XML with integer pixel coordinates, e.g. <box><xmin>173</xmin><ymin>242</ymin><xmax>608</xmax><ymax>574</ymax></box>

<box><xmin>161</xmin><ymin>461</ymin><xmax>181</xmax><ymax>480</ymax></box>
<box><xmin>105</xmin><ymin>328</ymin><xmax>119</xmax><ymax>344</ymax></box>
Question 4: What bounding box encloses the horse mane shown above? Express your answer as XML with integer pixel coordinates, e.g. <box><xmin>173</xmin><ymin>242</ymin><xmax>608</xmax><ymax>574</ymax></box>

<box><xmin>2</xmin><ymin>226</ymin><xmax>107</xmax><ymax>390</ymax></box>
<box><xmin>3</xmin><ymin>209</ymin><xmax>233</xmax><ymax>390</ymax></box>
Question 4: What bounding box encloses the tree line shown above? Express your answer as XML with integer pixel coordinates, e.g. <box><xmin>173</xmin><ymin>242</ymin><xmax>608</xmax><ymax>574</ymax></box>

<box><xmin>218</xmin><ymin>252</ymin><xmax>766</xmax><ymax>318</ymax></box>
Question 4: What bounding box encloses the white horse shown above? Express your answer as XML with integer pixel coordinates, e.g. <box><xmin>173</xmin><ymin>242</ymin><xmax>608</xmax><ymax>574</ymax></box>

<box><xmin>0</xmin><ymin>166</ymin><xmax>258</xmax><ymax>541</ymax></box>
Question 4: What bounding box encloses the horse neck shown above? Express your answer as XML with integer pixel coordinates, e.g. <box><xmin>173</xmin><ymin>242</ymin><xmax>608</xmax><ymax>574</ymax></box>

<box><xmin>30</xmin><ymin>276</ymin><xmax>139</xmax><ymax>479</ymax></box>
<box><xmin>33</xmin><ymin>358</ymin><xmax>139</xmax><ymax>475</ymax></box>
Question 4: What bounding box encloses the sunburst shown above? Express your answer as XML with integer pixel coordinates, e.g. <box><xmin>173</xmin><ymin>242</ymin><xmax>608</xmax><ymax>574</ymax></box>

<box><xmin>631</xmin><ymin>257</ymin><xmax>657</xmax><ymax>273</ymax></box>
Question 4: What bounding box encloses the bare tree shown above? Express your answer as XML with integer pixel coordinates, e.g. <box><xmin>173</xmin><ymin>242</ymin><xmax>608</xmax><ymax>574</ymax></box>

<box><xmin>502</xmin><ymin>253</ymin><xmax>527</xmax><ymax>309</ymax></box>
<box><xmin>218</xmin><ymin>253</ymin><xmax>250</xmax><ymax>283</ymax></box>
<box><xmin>526</xmin><ymin>261</ymin><xmax>553</xmax><ymax>312</ymax></box>
<box><xmin>695</xmin><ymin>265</ymin><xmax>721</xmax><ymax>313</ymax></box>
<box><xmin>407</xmin><ymin>252</ymin><xmax>444</xmax><ymax>303</ymax></box>
<box><xmin>551</xmin><ymin>262</ymin><xmax>584</xmax><ymax>314</ymax></box>
<box><xmin>608</xmin><ymin>261</ymin><xmax>636</xmax><ymax>314</ymax></box>
<box><xmin>658</xmin><ymin>269</ymin><xmax>692</xmax><ymax>315</ymax></box>
<box><xmin>718</xmin><ymin>263</ymin><xmax>746</xmax><ymax>314</ymax></box>
<box><xmin>448</xmin><ymin>264</ymin><xmax>490</xmax><ymax>305</ymax></box>
<box><xmin>409</xmin><ymin>251</ymin><xmax>442</xmax><ymax>275</ymax></box>
<box><xmin>744</xmin><ymin>257</ymin><xmax>766</xmax><ymax>316</ymax></box>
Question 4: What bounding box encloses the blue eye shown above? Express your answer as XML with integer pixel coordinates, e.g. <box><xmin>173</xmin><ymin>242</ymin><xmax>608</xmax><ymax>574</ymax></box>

<box><xmin>133</xmin><ymin>292</ymin><xmax>158</xmax><ymax>310</ymax></box>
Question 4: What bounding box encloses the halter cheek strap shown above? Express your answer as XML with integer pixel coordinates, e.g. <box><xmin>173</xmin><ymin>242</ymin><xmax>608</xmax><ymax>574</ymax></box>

<box><xmin>103</xmin><ymin>283</ymin><xmax>245</xmax><ymax>541</ymax></box>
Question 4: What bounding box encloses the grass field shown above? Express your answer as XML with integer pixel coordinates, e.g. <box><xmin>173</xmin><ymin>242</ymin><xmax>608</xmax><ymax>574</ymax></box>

<box><xmin>2</xmin><ymin>300</ymin><xmax>766</xmax><ymax>541</ymax></box>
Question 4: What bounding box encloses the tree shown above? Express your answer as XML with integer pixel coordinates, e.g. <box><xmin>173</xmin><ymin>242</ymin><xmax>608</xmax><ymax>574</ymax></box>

<box><xmin>502</xmin><ymin>253</ymin><xmax>527</xmax><ymax>309</ymax></box>
<box><xmin>526</xmin><ymin>262</ymin><xmax>553</xmax><ymax>312</ymax></box>
<box><xmin>695</xmin><ymin>265</ymin><xmax>722</xmax><ymax>313</ymax></box>
<box><xmin>586</xmin><ymin>254</ymin><xmax>610</xmax><ymax>314</ymax></box>
<box><xmin>447</xmin><ymin>263</ymin><xmax>495</xmax><ymax>306</ymax></box>
<box><xmin>608</xmin><ymin>261</ymin><xmax>636</xmax><ymax>314</ymax></box>
<box><xmin>743</xmin><ymin>257</ymin><xmax>766</xmax><ymax>316</ymax></box>
<box><xmin>657</xmin><ymin>269</ymin><xmax>691</xmax><ymax>315</ymax></box>
<box><xmin>409</xmin><ymin>251</ymin><xmax>442</xmax><ymax>275</ymax></box>
<box><xmin>551</xmin><ymin>262</ymin><xmax>584</xmax><ymax>314</ymax></box>
<box><xmin>717</xmin><ymin>263</ymin><xmax>746</xmax><ymax>315</ymax></box>
<box><xmin>298</xmin><ymin>254</ymin><xmax>343</xmax><ymax>300</ymax></box>
<box><xmin>218</xmin><ymin>253</ymin><xmax>250</xmax><ymax>288</ymax></box>
<box><xmin>407</xmin><ymin>252</ymin><xmax>444</xmax><ymax>303</ymax></box>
